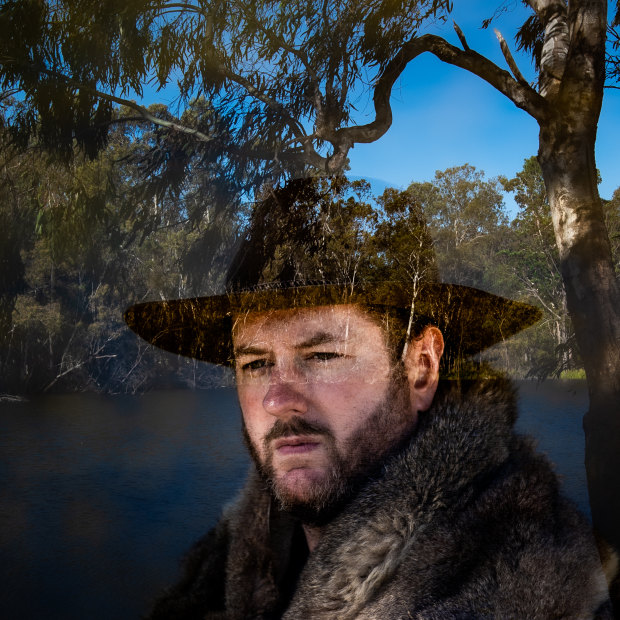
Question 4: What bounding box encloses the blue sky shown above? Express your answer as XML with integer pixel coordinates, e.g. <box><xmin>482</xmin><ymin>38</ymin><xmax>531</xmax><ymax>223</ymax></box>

<box><xmin>345</xmin><ymin>2</ymin><xmax>620</xmax><ymax>215</ymax></box>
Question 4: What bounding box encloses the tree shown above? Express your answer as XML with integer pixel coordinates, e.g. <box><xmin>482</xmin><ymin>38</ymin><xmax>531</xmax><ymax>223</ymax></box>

<box><xmin>603</xmin><ymin>187</ymin><xmax>620</xmax><ymax>273</ymax></box>
<box><xmin>0</xmin><ymin>104</ymin><xmax>242</xmax><ymax>393</ymax></box>
<box><xmin>373</xmin><ymin>187</ymin><xmax>439</xmax><ymax>361</ymax></box>
<box><xmin>501</xmin><ymin>156</ymin><xmax>577</xmax><ymax>377</ymax></box>
<box><xmin>405</xmin><ymin>164</ymin><xmax>508</xmax><ymax>289</ymax></box>
<box><xmin>1</xmin><ymin>0</ymin><xmax>619</xmax><ymax>574</ymax></box>
<box><xmin>0</xmin><ymin>0</ymin><xmax>453</xmax><ymax>175</ymax></box>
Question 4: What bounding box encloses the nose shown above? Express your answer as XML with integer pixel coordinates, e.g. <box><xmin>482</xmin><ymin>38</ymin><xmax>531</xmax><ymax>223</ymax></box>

<box><xmin>262</xmin><ymin>365</ymin><xmax>308</xmax><ymax>418</ymax></box>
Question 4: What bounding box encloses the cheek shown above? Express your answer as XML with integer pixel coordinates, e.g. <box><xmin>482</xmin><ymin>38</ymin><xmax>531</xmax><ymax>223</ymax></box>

<box><xmin>312</xmin><ymin>380</ymin><xmax>392</xmax><ymax>434</ymax></box>
<box><xmin>237</xmin><ymin>384</ymin><xmax>260</xmax><ymax>413</ymax></box>
<box><xmin>238</xmin><ymin>386</ymin><xmax>269</xmax><ymax>446</ymax></box>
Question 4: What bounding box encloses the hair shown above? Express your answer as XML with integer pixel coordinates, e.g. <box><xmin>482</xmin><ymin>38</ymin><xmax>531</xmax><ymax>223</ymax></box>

<box><xmin>360</xmin><ymin>304</ymin><xmax>498</xmax><ymax>380</ymax></box>
<box><xmin>360</xmin><ymin>304</ymin><xmax>431</xmax><ymax>363</ymax></box>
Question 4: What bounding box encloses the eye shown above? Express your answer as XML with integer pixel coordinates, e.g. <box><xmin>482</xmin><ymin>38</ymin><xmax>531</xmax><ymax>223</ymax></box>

<box><xmin>239</xmin><ymin>358</ymin><xmax>271</xmax><ymax>372</ymax></box>
<box><xmin>308</xmin><ymin>351</ymin><xmax>343</xmax><ymax>362</ymax></box>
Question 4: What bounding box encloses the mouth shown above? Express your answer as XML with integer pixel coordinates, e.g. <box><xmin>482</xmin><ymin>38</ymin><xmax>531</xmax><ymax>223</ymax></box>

<box><xmin>273</xmin><ymin>435</ymin><xmax>322</xmax><ymax>455</ymax></box>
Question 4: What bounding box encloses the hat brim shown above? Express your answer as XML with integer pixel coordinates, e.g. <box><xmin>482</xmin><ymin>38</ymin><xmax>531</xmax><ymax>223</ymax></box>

<box><xmin>123</xmin><ymin>282</ymin><xmax>541</xmax><ymax>366</ymax></box>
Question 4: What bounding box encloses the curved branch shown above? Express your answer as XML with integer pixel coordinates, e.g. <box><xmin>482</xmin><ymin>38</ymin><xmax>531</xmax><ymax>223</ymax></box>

<box><xmin>331</xmin><ymin>33</ymin><xmax>547</xmax><ymax>155</ymax></box>
<box><xmin>422</xmin><ymin>35</ymin><xmax>548</xmax><ymax>120</ymax></box>
<box><xmin>153</xmin><ymin>2</ymin><xmax>205</xmax><ymax>16</ymax></box>
<box><xmin>0</xmin><ymin>88</ymin><xmax>20</xmax><ymax>103</ymax></box>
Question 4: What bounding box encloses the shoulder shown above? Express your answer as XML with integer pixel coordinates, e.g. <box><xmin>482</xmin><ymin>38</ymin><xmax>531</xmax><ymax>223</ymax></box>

<box><xmin>147</xmin><ymin>518</ymin><xmax>230</xmax><ymax>619</ymax></box>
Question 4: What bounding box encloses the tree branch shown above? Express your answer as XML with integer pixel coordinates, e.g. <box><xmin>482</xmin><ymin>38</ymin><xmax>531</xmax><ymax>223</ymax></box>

<box><xmin>0</xmin><ymin>89</ymin><xmax>20</xmax><ymax>103</ymax></box>
<box><xmin>221</xmin><ymin>68</ymin><xmax>308</xmax><ymax>141</ymax></box>
<box><xmin>224</xmin><ymin>140</ymin><xmax>328</xmax><ymax>170</ymax></box>
<box><xmin>329</xmin><ymin>33</ymin><xmax>547</xmax><ymax>159</ymax></box>
<box><xmin>494</xmin><ymin>28</ymin><xmax>530</xmax><ymax>87</ymax></box>
<box><xmin>227</xmin><ymin>0</ymin><xmax>329</xmax><ymax>147</ymax></box>
<box><xmin>421</xmin><ymin>35</ymin><xmax>547</xmax><ymax>120</ymax></box>
<box><xmin>1</xmin><ymin>57</ymin><xmax>217</xmax><ymax>142</ymax></box>
<box><xmin>453</xmin><ymin>22</ymin><xmax>470</xmax><ymax>51</ymax></box>
<box><xmin>231</xmin><ymin>0</ymin><xmax>320</xmax><ymax>88</ymax></box>
<box><xmin>157</xmin><ymin>2</ymin><xmax>204</xmax><ymax>12</ymax></box>
<box><xmin>43</xmin><ymin>337</ymin><xmax>114</xmax><ymax>392</ymax></box>
<box><xmin>19</xmin><ymin>56</ymin><xmax>330</xmax><ymax>173</ymax></box>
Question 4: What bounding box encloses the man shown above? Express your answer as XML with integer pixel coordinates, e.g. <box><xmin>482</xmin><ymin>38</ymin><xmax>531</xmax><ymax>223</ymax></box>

<box><xmin>125</xmin><ymin>180</ymin><xmax>613</xmax><ymax>618</ymax></box>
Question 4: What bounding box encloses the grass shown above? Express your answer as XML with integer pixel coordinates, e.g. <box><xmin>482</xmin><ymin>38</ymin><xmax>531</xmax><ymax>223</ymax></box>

<box><xmin>559</xmin><ymin>369</ymin><xmax>586</xmax><ymax>380</ymax></box>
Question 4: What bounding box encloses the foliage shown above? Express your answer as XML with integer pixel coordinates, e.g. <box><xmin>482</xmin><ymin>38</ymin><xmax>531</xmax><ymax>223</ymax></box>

<box><xmin>227</xmin><ymin>176</ymin><xmax>381</xmax><ymax>289</ymax></box>
<box><xmin>406</xmin><ymin>164</ymin><xmax>508</xmax><ymax>290</ymax></box>
<box><xmin>1</xmin><ymin>1</ymin><xmax>618</xmax><ymax>184</ymax></box>
<box><xmin>604</xmin><ymin>187</ymin><xmax>620</xmax><ymax>273</ymax></box>
<box><xmin>5</xmin><ymin>151</ymin><xmax>605</xmax><ymax>393</ymax></box>
<box><xmin>3</xmin><ymin>0</ymin><xmax>619</xmax><ymax>564</ymax></box>
<box><xmin>0</xmin><ymin>0</ymin><xmax>452</xmax><ymax>178</ymax></box>
<box><xmin>498</xmin><ymin>157</ymin><xmax>575</xmax><ymax>376</ymax></box>
<box><xmin>559</xmin><ymin>368</ymin><xmax>586</xmax><ymax>380</ymax></box>
<box><xmin>0</xmin><ymin>112</ymin><xmax>241</xmax><ymax>394</ymax></box>
<box><xmin>227</xmin><ymin>175</ymin><xmax>438</xmax><ymax>292</ymax></box>
<box><xmin>374</xmin><ymin>186</ymin><xmax>438</xmax><ymax>286</ymax></box>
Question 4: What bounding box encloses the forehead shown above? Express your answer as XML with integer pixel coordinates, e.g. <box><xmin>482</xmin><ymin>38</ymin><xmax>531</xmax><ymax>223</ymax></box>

<box><xmin>232</xmin><ymin>304</ymin><xmax>384</xmax><ymax>348</ymax></box>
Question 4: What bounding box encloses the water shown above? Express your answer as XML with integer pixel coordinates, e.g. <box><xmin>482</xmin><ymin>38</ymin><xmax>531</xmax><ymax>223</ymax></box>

<box><xmin>0</xmin><ymin>381</ymin><xmax>590</xmax><ymax>619</ymax></box>
<box><xmin>515</xmin><ymin>380</ymin><xmax>590</xmax><ymax>516</ymax></box>
<box><xmin>0</xmin><ymin>389</ymin><xmax>249</xmax><ymax>620</ymax></box>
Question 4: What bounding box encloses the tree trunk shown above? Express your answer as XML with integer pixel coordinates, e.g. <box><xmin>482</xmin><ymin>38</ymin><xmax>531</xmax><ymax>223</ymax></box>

<box><xmin>530</xmin><ymin>4</ymin><xmax>620</xmax><ymax>606</ymax></box>
<box><xmin>538</xmin><ymin>120</ymin><xmax>620</xmax><ymax>562</ymax></box>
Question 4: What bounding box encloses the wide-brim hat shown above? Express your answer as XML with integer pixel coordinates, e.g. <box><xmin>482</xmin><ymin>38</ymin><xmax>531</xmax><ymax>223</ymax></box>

<box><xmin>124</xmin><ymin>280</ymin><xmax>541</xmax><ymax>366</ymax></box>
<box><xmin>124</xmin><ymin>176</ymin><xmax>541</xmax><ymax>366</ymax></box>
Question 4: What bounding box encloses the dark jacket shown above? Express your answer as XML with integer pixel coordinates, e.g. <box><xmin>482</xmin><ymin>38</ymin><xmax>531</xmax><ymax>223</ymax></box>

<box><xmin>149</xmin><ymin>379</ymin><xmax>612</xmax><ymax>619</ymax></box>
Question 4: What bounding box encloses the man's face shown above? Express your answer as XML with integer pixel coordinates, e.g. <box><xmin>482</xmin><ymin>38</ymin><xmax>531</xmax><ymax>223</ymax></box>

<box><xmin>232</xmin><ymin>304</ymin><xmax>417</xmax><ymax>522</ymax></box>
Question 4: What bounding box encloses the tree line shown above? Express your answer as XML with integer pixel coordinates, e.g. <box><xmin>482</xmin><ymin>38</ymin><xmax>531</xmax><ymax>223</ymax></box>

<box><xmin>1</xmin><ymin>118</ymin><xmax>617</xmax><ymax>395</ymax></box>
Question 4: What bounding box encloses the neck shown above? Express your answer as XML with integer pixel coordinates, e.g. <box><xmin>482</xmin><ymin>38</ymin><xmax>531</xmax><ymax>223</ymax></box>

<box><xmin>302</xmin><ymin>523</ymin><xmax>322</xmax><ymax>552</ymax></box>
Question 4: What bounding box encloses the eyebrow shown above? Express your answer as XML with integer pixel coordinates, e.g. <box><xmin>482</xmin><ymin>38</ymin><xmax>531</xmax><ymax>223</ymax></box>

<box><xmin>233</xmin><ymin>344</ymin><xmax>269</xmax><ymax>357</ymax></box>
<box><xmin>298</xmin><ymin>331</ymin><xmax>342</xmax><ymax>348</ymax></box>
<box><xmin>233</xmin><ymin>331</ymin><xmax>343</xmax><ymax>358</ymax></box>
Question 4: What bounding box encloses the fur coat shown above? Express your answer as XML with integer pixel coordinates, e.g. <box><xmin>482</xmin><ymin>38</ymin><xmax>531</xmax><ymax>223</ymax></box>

<box><xmin>149</xmin><ymin>379</ymin><xmax>612</xmax><ymax>619</ymax></box>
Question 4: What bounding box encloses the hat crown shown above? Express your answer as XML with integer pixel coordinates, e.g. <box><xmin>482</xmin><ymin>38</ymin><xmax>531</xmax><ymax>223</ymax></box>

<box><xmin>225</xmin><ymin>176</ymin><xmax>439</xmax><ymax>294</ymax></box>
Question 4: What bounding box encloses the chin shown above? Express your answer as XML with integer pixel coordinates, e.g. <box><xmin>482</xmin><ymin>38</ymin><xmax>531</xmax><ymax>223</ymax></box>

<box><xmin>270</xmin><ymin>466</ymin><xmax>351</xmax><ymax>526</ymax></box>
<box><xmin>276</xmin><ymin>467</ymin><xmax>329</xmax><ymax>502</ymax></box>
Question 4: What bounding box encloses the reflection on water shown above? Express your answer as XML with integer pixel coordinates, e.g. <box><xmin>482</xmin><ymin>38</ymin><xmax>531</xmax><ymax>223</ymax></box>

<box><xmin>0</xmin><ymin>381</ymin><xmax>589</xmax><ymax>619</ymax></box>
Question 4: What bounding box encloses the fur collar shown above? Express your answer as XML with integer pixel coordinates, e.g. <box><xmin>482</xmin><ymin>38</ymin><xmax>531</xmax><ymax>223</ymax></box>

<box><xmin>223</xmin><ymin>378</ymin><xmax>609</xmax><ymax>619</ymax></box>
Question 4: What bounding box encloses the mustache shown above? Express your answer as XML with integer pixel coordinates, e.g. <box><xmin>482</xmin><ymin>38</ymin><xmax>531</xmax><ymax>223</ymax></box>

<box><xmin>264</xmin><ymin>416</ymin><xmax>332</xmax><ymax>443</ymax></box>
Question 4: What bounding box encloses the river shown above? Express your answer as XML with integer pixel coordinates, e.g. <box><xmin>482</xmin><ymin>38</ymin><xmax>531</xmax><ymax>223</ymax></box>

<box><xmin>0</xmin><ymin>380</ymin><xmax>589</xmax><ymax>619</ymax></box>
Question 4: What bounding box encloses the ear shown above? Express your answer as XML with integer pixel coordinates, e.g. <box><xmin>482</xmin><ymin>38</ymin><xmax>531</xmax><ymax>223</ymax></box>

<box><xmin>403</xmin><ymin>326</ymin><xmax>444</xmax><ymax>413</ymax></box>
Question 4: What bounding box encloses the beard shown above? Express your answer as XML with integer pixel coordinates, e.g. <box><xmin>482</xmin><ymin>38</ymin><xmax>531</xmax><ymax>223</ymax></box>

<box><xmin>242</xmin><ymin>364</ymin><xmax>413</xmax><ymax>526</ymax></box>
